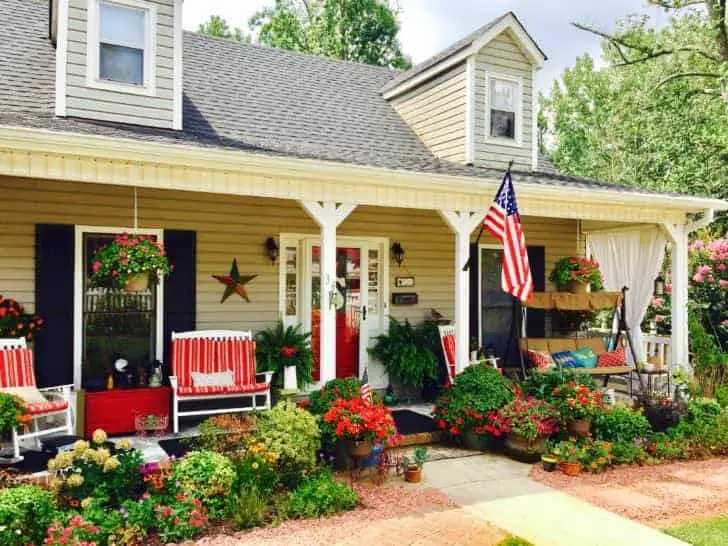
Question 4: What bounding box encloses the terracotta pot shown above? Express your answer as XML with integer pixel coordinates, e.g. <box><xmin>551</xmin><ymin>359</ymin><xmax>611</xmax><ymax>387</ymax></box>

<box><xmin>124</xmin><ymin>273</ymin><xmax>150</xmax><ymax>292</ymax></box>
<box><xmin>561</xmin><ymin>281</ymin><xmax>588</xmax><ymax>294</ymax></box>
<box><xmin>346</xmin><ymin>439</ymin><xmax>374</xmax><ymax>458</ymax></box>
<box><xmin>404</xmin><ymin>467</ymin><xmax>422</xmax><ymax>483</ymax></box>
<box><xmin>559</xmin><ymin>461</ymin><xmax>582</xmax><ymax>477</ymax></box>
<box><xmin>567</xmin><ymin>419</ymin><xmax>591</xmax><ymax>437</ymax></box>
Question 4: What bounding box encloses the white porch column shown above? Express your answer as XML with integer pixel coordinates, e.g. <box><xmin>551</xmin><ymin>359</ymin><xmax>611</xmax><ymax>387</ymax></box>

<box><xmin>300</xmin><ymin>201</ymin><xmax>356</xmax><ymax>383</ymax></box>
<box><xmin>439</xmin><ymin>210</ymin><xmax>485</xmax><ymax>373</ymax></box>
<box><xmin>663</xmin><ymin>222</ymin><xmax>690</xmax><ymax>370</ymax></box>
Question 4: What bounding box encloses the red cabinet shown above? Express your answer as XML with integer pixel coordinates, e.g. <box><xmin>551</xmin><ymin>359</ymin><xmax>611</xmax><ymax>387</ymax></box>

<box><xmin>84</xmin><ymin>387</ymin><xmax>171</xmax><ymax>438</ymax></box>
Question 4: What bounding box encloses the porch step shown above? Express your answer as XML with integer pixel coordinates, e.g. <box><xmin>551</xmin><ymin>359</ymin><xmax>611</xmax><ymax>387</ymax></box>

<box><xmin>398</xmin><ymin>430</ymin><xmax>443</xmax><ymax>447</ymax></box>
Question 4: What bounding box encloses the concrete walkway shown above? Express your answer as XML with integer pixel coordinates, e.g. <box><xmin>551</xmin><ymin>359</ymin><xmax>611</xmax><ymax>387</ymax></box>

<box><xmin>423</xmin><ymin>453</ymin><xmax>688</xmax><ymax>546</ymax></box>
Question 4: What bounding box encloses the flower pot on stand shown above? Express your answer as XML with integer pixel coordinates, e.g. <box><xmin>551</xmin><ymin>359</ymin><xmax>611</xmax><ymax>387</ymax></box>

<box><xmin>404</xmin><ymin>466</ymin><xmax>422</xmax><ymax>483</ymax></box>
<box><xmin>346</xmin><ymin>439</ymin><xmax>374</xmax><ymax>458</ymax></box>
<box><xmin>561</xmin><ymin>281</ymin><xmax>588</xmax><ymax>294</ymax></box>
<box><xmin>567</xmin><ymin>419</ymin><xmax>591</xmax><ymax>437</ymax></box>
<box><xmin>559</xmin><ymin>461</ymin><xmax>582</xmax><ymax>477</ymax></box>
<box><xmin>505</xmin><ymin>434</ymin><xmax>547</xmax><ymax>463</ymax></box>
<box><xmin>124</xmin><ymin>273</ymin><xmax>150</xmax><ymax>292</ymax></box>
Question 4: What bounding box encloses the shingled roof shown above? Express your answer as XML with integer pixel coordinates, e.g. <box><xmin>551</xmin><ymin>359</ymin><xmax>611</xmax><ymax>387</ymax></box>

<box><xmin>0</xmin><ymin>0</ymin><xmax>685</xmax><ymax>197</ymax></box>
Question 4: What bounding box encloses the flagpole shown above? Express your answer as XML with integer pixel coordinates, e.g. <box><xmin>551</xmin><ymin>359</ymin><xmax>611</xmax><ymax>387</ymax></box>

<box><xmin>462</xmin><ymin>160</ymin><xmax>514</xmax><ymax>272</ymax></box>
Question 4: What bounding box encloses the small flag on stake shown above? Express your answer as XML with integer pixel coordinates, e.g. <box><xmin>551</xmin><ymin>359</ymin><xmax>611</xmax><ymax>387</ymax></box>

<box><xmin>360</xmin><ymin>366</ymin><xmax>372</xmax><ymax>403</ymax></box>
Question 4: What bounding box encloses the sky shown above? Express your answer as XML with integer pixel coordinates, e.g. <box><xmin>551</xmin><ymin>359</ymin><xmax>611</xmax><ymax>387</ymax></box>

<box><xmin>182</xmin><ymin>0</ymin><xmax>669</xmax><ymax>94</ymax></box>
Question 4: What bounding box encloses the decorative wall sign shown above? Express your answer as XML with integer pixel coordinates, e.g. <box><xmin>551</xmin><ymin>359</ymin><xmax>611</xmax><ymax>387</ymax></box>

<box><xmin>212</xmin><ymin>259</ymin><xmax>258</xmax><ymax>303</ymax></box>
<box><xmin>392</xmin><ymin>292</ymin><xmax>418</xmax><ymax>305</ymax></box>
<box><xmin>395</xmin><ymin>276</ymin><xmax>415</xmax><ymax>288</ymax></box>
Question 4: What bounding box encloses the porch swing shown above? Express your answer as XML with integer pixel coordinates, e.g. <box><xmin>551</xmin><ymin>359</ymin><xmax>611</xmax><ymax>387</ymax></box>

<box><xmin>519</xmin><ymin>287</ymin><xmax>644</xmax><ymax>395</ymax></box>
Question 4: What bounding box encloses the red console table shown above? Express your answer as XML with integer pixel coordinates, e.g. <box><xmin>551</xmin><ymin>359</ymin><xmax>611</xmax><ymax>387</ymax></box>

<box><xmin>84</xmin><ymin>387</ymin><xmax>171</xmax><ymax>438</ymax></box>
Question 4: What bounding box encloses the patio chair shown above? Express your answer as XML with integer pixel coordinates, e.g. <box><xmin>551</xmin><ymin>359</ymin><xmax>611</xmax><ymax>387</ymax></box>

<box><xmin>438</xmin><ymin>325</ymin><xmax>457</xmax><ymax>384</ymax></box>
<box><xmin>169</xmin><ymin>330</ymin><xmax>273</xmax><ymax>434</ymax></box>
<box><xmin>0</xmin><ymin>338</ymin><xmax>73</xmax><ymax>462</ymax></box>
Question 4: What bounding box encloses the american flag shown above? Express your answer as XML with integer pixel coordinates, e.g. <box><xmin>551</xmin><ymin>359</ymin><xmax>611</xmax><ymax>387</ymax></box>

<box><xmin>360</xmin><ymin>366</ymin><xmax>372</xmax><ymax>403</ymax></box>
<box><xmin>482</xmin><ymin>171</ymin><xmax>534</xmax><ymax>303</ymax></box>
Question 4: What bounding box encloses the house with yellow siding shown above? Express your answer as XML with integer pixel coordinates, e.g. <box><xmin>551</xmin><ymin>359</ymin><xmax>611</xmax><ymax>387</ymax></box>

<box><xmin>0</xmin><ymin>0</ymin><xmax>726</xmax><ymax>423</ymax></box>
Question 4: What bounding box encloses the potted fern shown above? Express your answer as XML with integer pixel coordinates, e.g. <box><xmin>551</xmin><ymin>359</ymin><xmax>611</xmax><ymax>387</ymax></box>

<box><xmin>368</xmin><ymin>318</ymin><xmax>438</xmax><ymax>399</ymax></box>
<box><xmin>255</xmin><ymin>321</ymin><xmax>314</xmax><ymax>390</ymax></box>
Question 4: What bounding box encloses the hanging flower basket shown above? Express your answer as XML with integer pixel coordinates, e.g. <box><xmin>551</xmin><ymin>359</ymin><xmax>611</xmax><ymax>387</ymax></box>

<box><xmin>550</xmin><ymin>256</ymin><xmax>603</xmax><ymax>292</ymax></box>
<box><xmin>563</xmin><ymin>281</ymin><xmax>588</xmax><ymax>294</ymax></box>
<box><xmin>90</xmin><ymin>233</ymin><xmax>172</xmax><ymax>290</ymax></box>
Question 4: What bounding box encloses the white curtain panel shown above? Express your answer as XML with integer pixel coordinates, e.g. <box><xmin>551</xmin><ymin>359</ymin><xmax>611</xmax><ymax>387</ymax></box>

<box><xmin>587</xmin><ymin>228</ymin><xmax>667</xmax><ymax>364</ymax></box>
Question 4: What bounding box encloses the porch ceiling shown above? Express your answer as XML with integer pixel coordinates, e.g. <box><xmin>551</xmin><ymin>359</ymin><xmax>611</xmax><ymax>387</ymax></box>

<box><xmin>0</xmin><ymin>126</ymin><xmax>725</xmax><ymax>225</ymax></box>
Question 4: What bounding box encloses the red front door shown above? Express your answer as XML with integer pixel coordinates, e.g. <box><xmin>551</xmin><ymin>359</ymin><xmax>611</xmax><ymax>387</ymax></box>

<box><xmin>311</xmin><ymin>246</ymin><xmax>361</xmax><ymax>380</ymax></box>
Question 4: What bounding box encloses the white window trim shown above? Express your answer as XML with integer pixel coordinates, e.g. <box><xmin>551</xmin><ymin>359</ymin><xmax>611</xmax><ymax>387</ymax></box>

<box><xmin>73</xmin><ymin>225</ymin><xmax>165</xmax><ymax>390</ymax></box>
<box><xmin>86</xmin><ymin>0</ymin><xmax>157</xmax><ymax>96</ymax></box>
<box><xmin>484</xmin><ymin>72</ymin><xmax>523</xmax><ymax>148</ymax></box>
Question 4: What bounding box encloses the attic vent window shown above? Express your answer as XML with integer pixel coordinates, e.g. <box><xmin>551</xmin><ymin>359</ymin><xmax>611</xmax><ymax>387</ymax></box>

<box><xmin>88</xmin><ymin>0</ymin><xmax>156</xmax><ymax>95</ymax></box>
<box><xmin>487</xmin><ymin>75</ymin><xmax>522</xmax><ymax>145</ymax></box>
<box><xmin>99</xmin><ymin>3</ymin><xmax>146</xmax><ymax>85</ymax></box>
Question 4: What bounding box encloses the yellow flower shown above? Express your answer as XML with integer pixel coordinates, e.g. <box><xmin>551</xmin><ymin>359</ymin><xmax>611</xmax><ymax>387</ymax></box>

<box><xmin>81</xmin><ymin>497</ymin><xmax>94</xmax><ymax>509</ymax></box>
<box><xmin>251</xmin><ymin>462</ymin><xmax>259</xmax><ymax>470</ymax></box>
<box><xmin>66</xmin><ymin>474</ymin><xmax>84</xmax><ymax>488</ymax></box>
<box><xmin>117</xmin><ymin>439</ymin><xmax>132</xmax><ymax>451</ymax></box>
<box><xmin>73</xmin><ymin>440</ymin><xmax>90</xmax><ymax>455</ymax></box>
<box><xmin>49</xmin><ymin>478</ymin><xmax>64</xmax><ymax>492</ymax></box>
<box><xmin>92</xmin><ymin>429</ymin><xmax>108</xmax><ymax>445</ymax></box>
<box><xmin>47</xmin><ymin>458</ymin><xmax>57</xmax><ymax>472</ymax></box>
<box><xmin>103</xmin><ymin>456</ymin><xmax>120</xmax><ymax>473</ymax></box>
<box><xmin>54</xmin><ymin>452</ymin><xmax>74</xmax><ymax>469</ymax></box>
<box><xmin>93</xmin><ymin>448</ymin><xmax>111</xmax><ymax>465</ymax></box>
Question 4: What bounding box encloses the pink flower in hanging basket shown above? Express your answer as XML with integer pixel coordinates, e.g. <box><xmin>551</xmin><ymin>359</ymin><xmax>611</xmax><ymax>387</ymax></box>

<box><xmin>280</xmin><ymin>345</ymin><xmax>298</xmax><ymax>358</ymax></box>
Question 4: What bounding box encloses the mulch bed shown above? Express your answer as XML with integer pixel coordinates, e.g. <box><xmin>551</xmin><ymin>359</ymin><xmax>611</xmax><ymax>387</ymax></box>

<box><xmin>531</xmin><ymin>457</ymin><xmax>728</xmax><ymax>528</ymax></box>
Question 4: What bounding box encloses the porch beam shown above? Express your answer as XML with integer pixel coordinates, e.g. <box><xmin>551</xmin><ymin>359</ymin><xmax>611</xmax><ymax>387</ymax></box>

<box><xmin>663</xmin><ymin>221</ymin><xmax>689</xmax><ymax>371</ymax></box>
<box><xmin>300</xmin><ymin>201</ymin><xmax>357</xmax><ymax>384</ymax></box>
<box><xmin>439</xmin><ymin>210</ymin><xmax>486</xmax><ymax>373</ymax></box>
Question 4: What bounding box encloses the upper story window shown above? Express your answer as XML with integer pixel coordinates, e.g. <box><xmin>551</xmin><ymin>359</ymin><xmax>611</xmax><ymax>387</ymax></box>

<box><xmin>88</xmin><ymin>0</ymin><xmax>156</xmax><ymax>94</ymax></box>
<box><xmin>487</xmin><ymin>75</ymin><xmax>522</xmax><ymax>145</ymax></box>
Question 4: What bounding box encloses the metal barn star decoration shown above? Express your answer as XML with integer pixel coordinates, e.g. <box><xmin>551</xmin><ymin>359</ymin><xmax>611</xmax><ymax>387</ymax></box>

<box><xmin>212</xmin><ymin>259</ymin><xmax>257</xmax><ymax>303</ymax></box>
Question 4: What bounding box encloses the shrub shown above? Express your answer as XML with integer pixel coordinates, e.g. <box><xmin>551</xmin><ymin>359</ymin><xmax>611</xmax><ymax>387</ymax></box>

<box><xmin>369</xmin><ymin>317</ymin><xmax>439</xmax><ymax>390</ymax></box>
<box><xmin>591</xmin><ymin>406</ymin><xmax>650</xmax><ymax>443</ymax></box>
<box><xmin>432</xmin><ymin>363</ymin><xmax>513</xmax><ymax>438</ymax></box>
<box><xmin>48</xmin><ymin>438</ymin><xmax>144</xmax><ymax>508</ymax></box>
<box><xmin>230</xmin><ymin>487</ymin><xmax>268</xmax><ymax>530</ymax></box>
<box><xmin>635</xmin><ymin>393</ymin><xmax>685</xmax><ymax>432</ymax></box>
<box><xmin>611</xmin><ymin>440</ymin><xmax>648</xmax><ymax>465</ymax></box>
<box><xmin>0</xmin><ymin>392</ymin><xmax>30</xmax><ymax>435</ymax></box>
<box><xmin>255</xmin><ymin>401</ymin><xmax>321</xmax><ymax>486</ymax></box>
<box><xmin>689</xmin><ymin>312</ymin><xmax>728</xmax><ymax>397</ymax></box>
<box><xmin>521</xmin><ymin>370</ymin><xmax>597</xmax><ymax>402</ymax></box>
<box><xmin>645</xmin><ymin>433</ymin><xmax>690</xmax><ymax>461</ymax></box>
<box><xmin>196</xmin><ymin>413</ymin><xmax>257</xmax><ymax>457</ymax></box>
<box><xmin>497</xmin><ymin>537</ymin><xmax>534</xmax><ymax>546</ymax></box>
<box><xmin>256</xmin><ymin>321</ymin><xmax>315</xmax><ymax>389</ymax></box>
<box><xmin>154</xmin><ymin>493</ymin><xmax>209</xmax><ymax>543</ymax></box>
<box><xmin>484</xmin><ymin>397</ymin><xmax>560</xmax><ymax>440</ymax></box>
<box><xmin>323</xmin><ymin>398</ymin><xmax>400</xmax><ymax>445</ymax></box>
<box><xmin>234</xmin><ymin>442</ymin><xmax>280</xmax><ymax>495</ymax></box>
<box><xmin>286</xmin><ymin>472</ymin><xmax>358</xmax><ymax>519</ymax></box>
<box><xmin>173</xmin><ymin>450</ymin><xmax>235</xmax><ymax>520</ymax></box>
<box><xmin>80</xmin><ymin>496</ymin><xmax>154</xmax><ymax>546</ymax></box>
<box><xmin>308</xmin><ymin>377</ymin><xmax>363</xmax><ymax>415</ymax></box>
<box><xmin>0</xmin><ymin>485</ymin><xmax>58</xmax><ymax>546</ymax></box>
<box><xmin>579</xmin><ymin>440</ymin><xmax>613</xmax><ymax>474</ymax></box>
<box><xmin>45</xmin><ymin>514</ymin><xmax>101</xmax><ymax>546</ymax></box>
<box><xmin>716</xmin><ymin>385</ymin><xmax>728</xmax><ymax>408</ymax></box>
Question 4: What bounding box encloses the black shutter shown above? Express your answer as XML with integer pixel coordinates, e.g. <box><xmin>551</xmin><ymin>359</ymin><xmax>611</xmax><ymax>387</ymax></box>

<box><xmin>469</xmin><ymin>243</ymin><xmax>480</xmax><ymax>343</ymax></box>
<box><xmin>525</xmin><ymin>245</ymin><xmax>546</xmax><ymax>338</ymax></box>
<box><xmin>35</xmin><ymin>224</ymin><xmax>74</xmax><ymax>388</ymax></box>
<box><xmin>163</xmin><ymin>230</ymin><xmax>196</xmax><ymax>367</ymax></box>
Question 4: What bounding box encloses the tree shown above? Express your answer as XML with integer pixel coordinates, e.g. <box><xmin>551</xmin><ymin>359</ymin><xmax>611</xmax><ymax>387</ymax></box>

<box><xmin>198</xmin><ymin>15</ymin><xmax>250</xmax><ymax>43</ymax></box>
<box><xmin>249</xmin><ymin>0</ymin><xmax>411</xmax><ymax>69</ymax></box>
<box><xmin>540</xmin><ymin>14</ymin><xmax>728</xmax><ymax>232</ymax></box>
<box><xmin>573</xmin><ymin>1</ymin><xmax>728</xmax><ymax>102</ymax></box>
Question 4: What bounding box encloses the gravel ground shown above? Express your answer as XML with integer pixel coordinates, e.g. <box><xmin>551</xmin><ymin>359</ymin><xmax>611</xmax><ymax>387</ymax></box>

<box><xmin>531</xmin><ymin>457</ymin><xmax>728</xmax><ymax>528</ymax></box>
<box><xmin>183</xmin><ymin>481</ymin><xmax>507</xmax><ymax>546</ymax></box>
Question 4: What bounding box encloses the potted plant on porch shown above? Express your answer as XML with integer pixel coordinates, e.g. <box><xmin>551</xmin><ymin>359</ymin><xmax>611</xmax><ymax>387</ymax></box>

<box><xmin>0</xmin><ymin>296</ymin><xmax>43</xmax><ymax>342</ymax></box>
<box><xmin>551</xmin><ymin>382</ymin><xmax>604</xmax><ymax>437</ymax></box>
<box><xmin>90</xmin><ymin>233</ymin><xmax>172</xmax><ymax>292</ymax></box>
<box><xmin>255</xmin><ymin>320</ymin><xmax>314</xmax><ymax>392</ymax></box>
<box><xmin>323</xmin><ymin>397</ymin><xmax>400</xmax><ymax>458</ymax></box>
<box><xmin>549</xmin><ymin>257</ymin><xmax>603</xmax><ymax>293</ymax></box>
<box><xmin>400</xmin><ymin>446</ymin><xmax>428</xmax><ymax>483</ymax></box>
<box><xmin>486</xmin><ymin>396</ymin><xmax>560</xmax><ymax>462</ymax></box>
<box><xmin>549</xmin><ymin>439</ymin><xmax>584</xmax><ymax>477</ymax></box>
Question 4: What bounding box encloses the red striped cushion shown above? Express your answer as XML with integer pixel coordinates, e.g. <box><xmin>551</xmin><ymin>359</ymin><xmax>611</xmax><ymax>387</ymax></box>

<box><xmin>0</xmin><ymin>348</ymin><xmax>35</xmax><ymax>388</ymax></box>
<box><xmin>172</xmin><ymin>337</ymin><xmax>259</xmax><ymax>389</ymax></box>
<box><xmin>26</xmin><ymin>399</ymin><xmax>68</xmax><ymax>415</ymax></box>
<box><xmin>177</xmin><ymin>383</ymin><xmax>268</xmax><ymax>396</ymax></box>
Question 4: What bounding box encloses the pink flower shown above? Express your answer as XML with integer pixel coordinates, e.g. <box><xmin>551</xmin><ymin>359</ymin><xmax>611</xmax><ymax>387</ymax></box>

<box><xmin>652</xmin><ymin>297</ymin><xmax>664</xmax><ymax>308</ymax></box>
<box><xmin>698</xmin><ymin>265</ymin><xmax>712</xmax><ymax>275</ymax></box>
<box><xmin>720</xmin><ymin>280</ymin><xmax>728</xmax><ymax>288</ymax></box>
<box><xmin>655</xmin><ymin>315</ymin><xmax>665</xmax><ymax>323</ymax></box>
<box><xmin>92</xmin><ymin>262</ymin><xmax>101</xmax><ymax>273</ymax></box>
<box><xmin>693</xmin><ymin>273</ymin><xmax>704</xmax><ymax>283</ymax></box>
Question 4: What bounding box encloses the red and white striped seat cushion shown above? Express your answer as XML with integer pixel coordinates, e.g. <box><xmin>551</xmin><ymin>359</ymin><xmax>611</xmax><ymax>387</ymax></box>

<box><xmin>25</xmin><ymin>399</ymin><xmax>68</xmax><ymax>415</ymax></box>
<box><xmin>177</xmin><ymin>383</ymin><xmax>270</xmax><ymax>396</ymax></box>
<box><xmin>0</xmin><ymin>348</ymin><xmax>36</xmax><ymax>388</ymax></box>
<box><xmin>172</xmin><ymin>337</ymin><xmax>262</xmax><ymax>393</ymax></box>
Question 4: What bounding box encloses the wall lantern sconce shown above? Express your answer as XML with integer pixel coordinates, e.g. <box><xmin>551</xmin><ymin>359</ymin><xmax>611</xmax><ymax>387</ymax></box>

<box><xmin>391</xmin><ymin>242</ymin><xmax>405</xmax><ymax>268</ymax></box>
<box><xmin>265</xmin><ymin>237</ymin><xmax>279</xmax><ymax>264</ymax></box>
<box><xmin>654</xmin><ymin>274</ymin><xmax>665</xmax><ymax>297</ymax></box>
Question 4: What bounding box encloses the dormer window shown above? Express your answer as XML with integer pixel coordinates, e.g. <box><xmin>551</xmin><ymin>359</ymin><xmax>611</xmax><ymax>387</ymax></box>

<box><xmin>486</xmin><ymin>74</ymin><xmax>522</xmax><ymax>146</ymax></box>
<box><xmin>87</xmin><ymin>0</ymin><xmax>156</xmax><ymax>95</ymax></box>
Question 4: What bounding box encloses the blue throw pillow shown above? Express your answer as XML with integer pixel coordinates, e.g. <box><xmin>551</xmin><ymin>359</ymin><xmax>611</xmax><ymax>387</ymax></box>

<box><xmin>552</xmin><ymin>351</ymin><xmax>580</xmax><ymax>368</ymax></box>
<box><xmin>572</xmin><ymin>347</ymin><xmax>598</xmax><ymax>368</ymax></box>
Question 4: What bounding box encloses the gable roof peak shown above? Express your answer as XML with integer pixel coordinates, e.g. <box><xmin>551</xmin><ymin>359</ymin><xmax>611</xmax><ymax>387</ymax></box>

<box><xmin>381</xmin><ymin>11</ymin><xmax>547</xmax><ymax>99</ymax></box>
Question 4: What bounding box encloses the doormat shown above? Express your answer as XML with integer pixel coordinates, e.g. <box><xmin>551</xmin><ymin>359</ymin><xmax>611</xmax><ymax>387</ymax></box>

<box><xmin>392</xmin><ymin>409</ymin><xmax>437</xmax><ymax>435</ymax></box>
<box><xmin>0</xmin><ymin>450</ymin><xmax>54</xmax><ymax>475</ymax></box>
<box><xmin>158</xmin><ymin>437</ymin><xmax>196</xmax><ymax>459</ymax></box>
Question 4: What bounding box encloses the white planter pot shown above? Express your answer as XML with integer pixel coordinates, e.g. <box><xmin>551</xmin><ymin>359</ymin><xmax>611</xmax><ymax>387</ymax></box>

<box><xmin>283</xmin><ymin>365</ymin><xmax>298</xmax><ymax>390</ymax></box>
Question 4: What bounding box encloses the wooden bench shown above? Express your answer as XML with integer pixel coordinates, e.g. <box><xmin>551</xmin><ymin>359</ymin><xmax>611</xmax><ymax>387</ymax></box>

<box><xmin>169</xmin><ymin>330</ymin><xmax>273</xmax><ymax>433</ymax></box>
